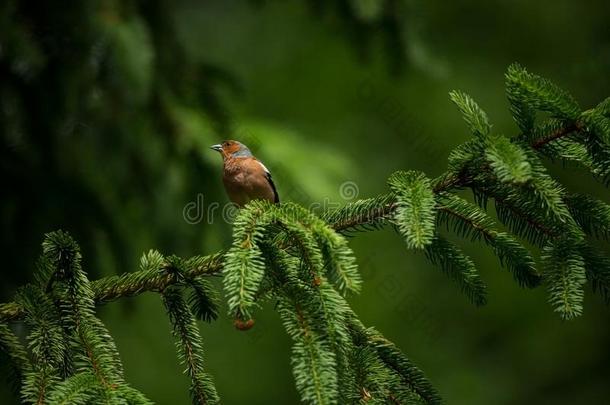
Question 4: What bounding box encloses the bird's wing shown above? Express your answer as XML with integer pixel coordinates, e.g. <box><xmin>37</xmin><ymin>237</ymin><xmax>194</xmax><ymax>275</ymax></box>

<box><xmin>256</xmin><ymin>160</ymin><xmax>280</xmax><ymax>203</ymax></box>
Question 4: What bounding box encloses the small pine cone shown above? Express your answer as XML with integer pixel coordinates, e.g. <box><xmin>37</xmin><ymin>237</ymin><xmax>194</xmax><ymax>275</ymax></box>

<box><xmin>234</xmin><ymin>318</ymin><xmax>255</xmax><ymax>331</ymax></box>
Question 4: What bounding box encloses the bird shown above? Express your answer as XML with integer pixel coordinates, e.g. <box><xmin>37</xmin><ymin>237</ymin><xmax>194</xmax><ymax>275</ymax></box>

<box><xmin>210</xmin><ymin>140</ymin><xmax>279</xmax><ymax>207</ymax></box>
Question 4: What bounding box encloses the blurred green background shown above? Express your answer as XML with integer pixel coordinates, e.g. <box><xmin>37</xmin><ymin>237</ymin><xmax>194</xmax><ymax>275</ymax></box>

<box><xmin>2</xmin><ymin>0</ymin><xmax>610</xmax><ymax>403</ymax></box>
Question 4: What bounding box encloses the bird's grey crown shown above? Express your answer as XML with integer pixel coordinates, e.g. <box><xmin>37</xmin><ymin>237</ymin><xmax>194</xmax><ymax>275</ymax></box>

<box><xmin>231</xmin><ymin>142</ymin><xmax>253</xmax><ymax>157</ymax></box>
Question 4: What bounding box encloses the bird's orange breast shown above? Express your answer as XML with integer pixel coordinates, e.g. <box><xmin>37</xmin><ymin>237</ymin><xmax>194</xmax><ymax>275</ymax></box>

<box><xmin>222</xmin><ymin>157</ymin><xmax>276</xmax><ymax>207</ymax></box>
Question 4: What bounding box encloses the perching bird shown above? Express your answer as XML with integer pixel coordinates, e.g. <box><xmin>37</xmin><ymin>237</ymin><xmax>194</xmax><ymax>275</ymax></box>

<box><xmin>211</xmin><ymin>140</ymin><xmax>279</xmax><ymax>207</ymax></box>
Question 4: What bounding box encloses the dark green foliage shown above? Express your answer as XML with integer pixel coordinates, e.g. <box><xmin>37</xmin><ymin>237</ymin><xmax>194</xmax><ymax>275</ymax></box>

<box><xmin>449</xmin><ymin>90</ymin><xmax>491</xmax><ymax>139</ymax></box>
<box><xmin>579</xmin><ymin>244</ymin><xmax>610</xmax><ymax>304</ymax></box>
<box><xmin>565</xmin><ymin>194</ymin><xmax>610</xmax><ymax>240</ymax></box>
<box><xmin>188</xmin><ymin>278</ymin><xmax>220</xmax><ymax>323</ymax></box>
<box><xmin>388</xmin><ymin>170</ymin><xmax>437</xmax><ymax>249</ymax></box>
<box><xmin>541</xmin><ymin>238</ymin><xmax>587</xmax><ymax>320</ymax></box>
<box><xmin>277</xmin><ymin>295</ymin><xmax>340</xmax><ymax>405</ymax></box>
<box><xmin>16</xmin><ymin>284</ymin><xmax>72</xmax><ymax>390</ymax></box>
<box><xmin>299</xmin><ymin>0</ymin><xmax>410</xmax><ymax>74</ymax></box>
<box><xmin>485</xmin><ymin>135</ymin><xmax>532</xmax><ymax>184</ymax></box>
<box><xmin>42</xmin><ymin>232</ymin><xmax>125</xmax><ymax>388</ymax></box>
<box><xmin>581</xmin><ymin>109</ymin><xmax>610</xmax><ymax>143</ymax></box>
<box><xmin>436</xmin><ymin>193</ymin><xmax>540</xmax><ymax>288</ymax></box>
<box><xmin>506</xmin><ymin>63</ymin><xmax>581</xmax><ymax>123</ymax></box>
<box><xmin>347</xmin><ymin>317</ymin><xmax>441</xmax><ymax>404</ymax></box>
<box><xmin>0</xmin><ymin>0</ymin><xmax>243</xmax><ymax>307</ymax></box>
<box><xmin>44</xmin><ymin>372</ymin><xmax>97</xmax><ymax>405</ymax></box>
<box><xmin>9</xmin><ymin>232</ymin><xmax>154</xmax><ymax>404</ymax></box>
<box><xmin>322</xmin><ymin>194</ymin><xmax>395</xmax><ymax>233</ymax></box>
<box><xmin>0</xmin><ymin>324</ymin><xmax>30</xmax><ymax>395</ymax></box>
<box><xmin>162</xmin><ymin>287</ymin><xmax>219</xmax><ymax>405</ymax></box>
<box><xmin>221</xmin><ymin>201</ymin><xmax>437</xmax><ymax>404</ymax></box>
<box><xmin>425</xmin><ymin>236</ymin><xmax>487</xmax><ymax>306</ymax></box>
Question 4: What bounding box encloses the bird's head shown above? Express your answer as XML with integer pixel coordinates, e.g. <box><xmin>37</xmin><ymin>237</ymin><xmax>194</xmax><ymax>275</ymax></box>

<box><xmin>210</xmin><ymin>140</ymin><xmax>253</xmax><ymax>159</ymax></box>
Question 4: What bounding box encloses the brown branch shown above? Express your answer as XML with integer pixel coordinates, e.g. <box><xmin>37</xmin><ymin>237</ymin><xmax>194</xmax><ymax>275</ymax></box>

<box><xmin>332</xmin><ymin>172</ymin><xmax>468</xmax><ymax>233</ymax></box>
<box><xmin>438</xmin><ymin>206</ymin><xmax>495</xmax><ymax>238</ymax></box>
<box><xmin>331</xmin><ymin>202</ymin><xmax>396</xmax><ymax>233</ymax></box>
<box><xmin>0</xmin><ymin>252</ymin><xmax>225</xmax><ymax>323</ymax></box>
<box><xmin>479</xmin><ymin>187</ymin><xmax>559</xmax><ymax>239</ymax></box>
<box><xmin>530</xmin><ymin>121</ymin><xmax>582</xmax><ymax>150</ymax></box>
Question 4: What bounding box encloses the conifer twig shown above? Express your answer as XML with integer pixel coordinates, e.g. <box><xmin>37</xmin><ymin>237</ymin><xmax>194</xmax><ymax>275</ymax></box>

<box><xmin>530</xmin><ymin>121</ymin><xmax>582</xmax><ymax>150</ymax></box>
<box><xmin>0</xmin><ymin>252</ymin><xmax>225</xmax><ymax>322</ymax></box>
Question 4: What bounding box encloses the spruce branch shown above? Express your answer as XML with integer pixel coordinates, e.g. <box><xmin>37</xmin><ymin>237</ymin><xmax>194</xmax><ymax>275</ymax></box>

<box><xmin>16</xmin><ymin>285</ymin><xmax>72</xmax><ymax>400</ymax></box>
<box><xmin>471</xmin><ymin>184</ymin><xmax>560</xmax><ymax>245</ymax></box>
<box><xmin>42</xmin><ymin>232</ymin><xmax>124</xmax><ymax>389</ymax></box>
<box><xmin>425</xmin><ymin>235</ymin><xmax>487</xmax><ymax>306</ymax></box>
<box><xmin>388</xmin><ymin>171</ymin><xmax>437</xmax><ymax>249</ymax></box>
<box><xmin>277</xmin><ymin>295</ymin><xmax>340</xmax><ymax>405</ymax></box>
<box><xmin>162</xmin><ymin>286</ymin><xmax>219</xmax><ymax>405</ymax></box>
<box><xmin>436</xmin><ymin>192</ymin><xmax>540</xmax><ymax>287</ymax></box>
<box><xmin>188</xmin><ymin>277</ymin><xmax>221</xmax><ymax>323</ymax></box>
<box><xmin>347</xmin><ymin>316</ymin><xmax>441</xmax><ymax>405</ymax></box>
<box><xmin>542</xmin><ymin>238</ymin><xmax>587</xmax><ymax>320</ymax></box>
<box><xmin>44</xmin><ymin>372</ymin><xmax>97</xmax><ymax>405</ymax></box>
<box><xmin>1</xmin><ymin>64</ymin><xmax>610</xmax><ymax>405</ymax></box>
<box><xmin>0</xmin><ymin>111</ymin><xmax>601</xmax><ymax>323</ymax></box>
<box><xmin>530</xmin><ymin>121</ymin><xmax>582</xmax><ymax>149</ymax></box>
<box><xmin>506</xmin><ymin>62</ymin><xmax>581</xmax><ymax>123</ymax></box>
<box><xmin>0</xmin><ymin>252</ymin><xmax>225</xmax><ymax>323</ymax></box>
<box><xmin>19</xmin><ymin>231</ymin><xmax>156</xmax><ymax>405</ymax></box>
<box><xmin>565</xmin><ymin>194</ymin><xmax>610</xmax><ymax>240</ymax></box>
<box><xmin>223</xmin><ymin>200</ymin><xmax>275</xmax><ymax>323</ymax></box>
<box><xmin>580</xmin><ymin>244</ymin><xmax>610</xmax><ymax>304</ymax></box>
<box><xmin>0</xmin><ymin>323</ymin><xmax>30</xmax><ymax>395</ymax></box>
<box><xmin>449</xmin><ymin>90</ymin><xmax>491</xmax><ymax>139</ymax></box>
<box><xmin>0</xmin><ymin>117</ymin><xmax>603</xmax><ymax>324</ymax></box>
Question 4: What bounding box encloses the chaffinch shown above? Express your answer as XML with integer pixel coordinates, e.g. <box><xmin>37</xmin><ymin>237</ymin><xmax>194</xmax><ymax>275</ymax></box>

<box><xmin>211</xmin><ymin>140</ymin><xmax>279</xmax><ymax>207</ymax></box>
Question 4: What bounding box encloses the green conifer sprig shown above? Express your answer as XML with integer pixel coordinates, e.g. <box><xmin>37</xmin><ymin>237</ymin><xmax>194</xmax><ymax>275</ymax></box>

<box><xmin>223</xmin><ymin>201</ymin><xmax>363</xmax><ymax>326</ymax></box>
<box><xmin>268</xmin><ymin>249</ymin><xmax>437</xmax><ymax>404</ymax></box>
<box><xmin>436</xmin><ymin>192</ymin><xmax>540</xmax><ymax>288</ymax></box>
<box><xmin>162</xmin><ymin>286</ymin><xmax>219</xmax><ymax>405</ymax></box>
<box><xmin>347</xmin><ymin>316</ymin><xmax>441</xmax><ymax>404</ymax></box>
<box><xmin>506</xmin><ymin>62</ymin><xmax>581</xmax><ymax>124</ymax></box>
<box><xmin>16</xmin><ymin>284</ymin><xmax>72</xmax><ymax>398</ymax></box>
<box><xmin>541</xmin><ymin>238</ymin><xmax>587</xmax><ymax>319</ymax></box>
<box><xmin>0</xmin><ymin>323</ymin><xmax>30</xmax><ymax>395</ymax></box>
<box><xmin>425</xmin><ymin>236</ymin><xmax>488</xmax><ymax>306</ymax></box>
<box><xmin>322</xmin><ymin>194</ymin><xmax>395</xmax><ymax>233</ymax></box>
<box><xmin>277</xmin><ymin>294</ymin><xmax>340</xmax><ymax>405</ymax></box>
<box><xmin>188</xmin><ymin>278</ymin><xmax>221</xmax><ymax>323</ymax></box>
<box><xmin>45</xmin><ymin>233</ymin><xmax>124</xmax><ymax>389</ymax></box>
<box><xmin>565</xmin><ymin>194</ymin><xmax>610</xmax><ymax>240</ymax></box>
<box><xmin>449</xmin><ymin>90</ymin><xmax>492</xmax><ymax>139</ymax></box>
<box><xmin>388</xmin><ymin>171</ymin><xmax>437</xmax><ymax>249</ymax></box>
<box><xmin>11</xmin><ymin>232</ymin><xmax>155</xmax><ymax>404</ymax></box>
<box><xmin>223</xmin><ymin>203</ymin><xmax>436</xmax><ymax>404</ymax></box>
<box><xmin>579</xmin><ymin>244</ymin><xmax>610</xmax><ymax>304</ymax></box>
<box><xmin>223</xmin><ymin>201</ymin><xmax>275</xmax><ymax>322</ymax></box>
<box><xmin>43</xmin><ymin>372</ymin><xmax>97</xmax><ymax>405</ymax></box>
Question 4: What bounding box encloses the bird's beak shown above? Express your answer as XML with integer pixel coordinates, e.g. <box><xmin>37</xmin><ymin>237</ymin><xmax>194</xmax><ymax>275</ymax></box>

<box><xmin>210</xmin><ymin>144</ymin><xmax>222</xmax><ymax>152</ymax></box>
